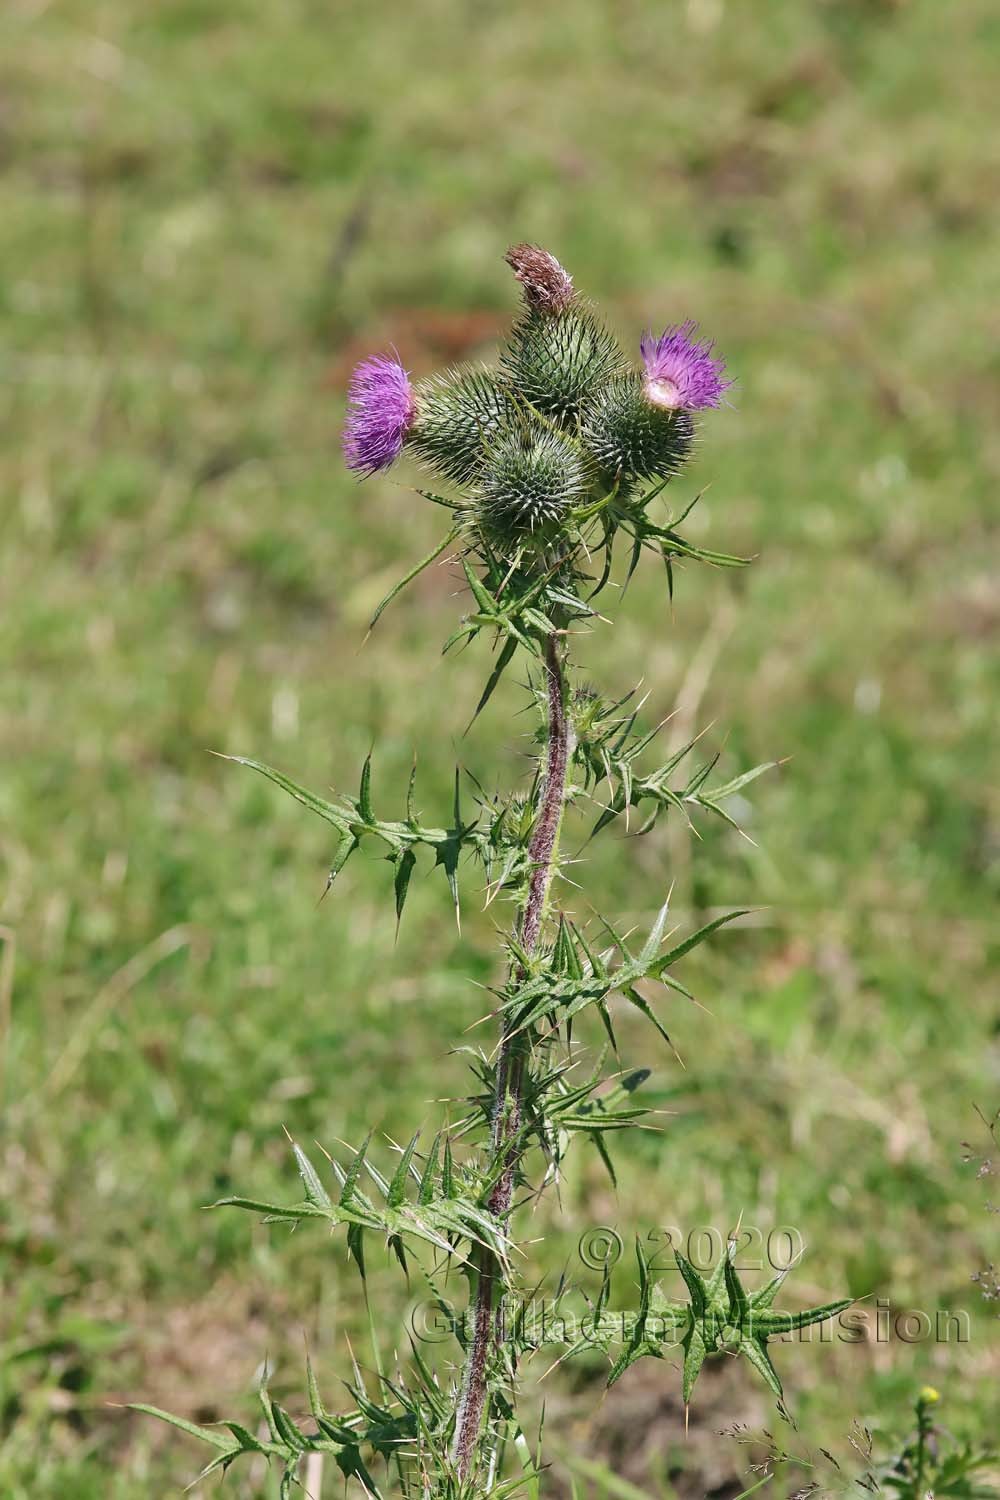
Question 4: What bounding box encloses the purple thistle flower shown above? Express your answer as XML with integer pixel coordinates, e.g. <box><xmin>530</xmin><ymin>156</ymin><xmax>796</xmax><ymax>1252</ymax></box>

<box><xmin>640</xmin><ymin>322</ymin><xmax>731</xmax><ymax>411</ymax></box>
<box><xmin>342</xmin><ymin>354</ymin><xmax>415</xmax><ymax>476</ymax></box>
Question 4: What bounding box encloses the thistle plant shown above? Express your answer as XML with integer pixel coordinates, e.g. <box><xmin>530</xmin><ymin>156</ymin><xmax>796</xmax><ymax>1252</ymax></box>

<box><xmin>137</xmin><ymin>246</ymin><xmax>851</xmax><ymax>1496</ymax></box>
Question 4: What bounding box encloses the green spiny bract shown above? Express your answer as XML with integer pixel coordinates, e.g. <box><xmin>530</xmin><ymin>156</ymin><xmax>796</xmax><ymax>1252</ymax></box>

<box><xmin>409</xmin><ymin>367</ymin><xmax>516</xmax><ymax>485</ymax></box>
<box><xmin>579</xmin><ymin>372</ymin><xmax>694</xmax><ymax>482</ymax></box>
<box><xmin>500</xmin><ymin>304</ymin><xmax>627</xmax><ymax>424</ymax></box>
<box><xmin>472</xmin><ymin>424</ymin><xmax>590</xmax><ymax>550</ymax></box>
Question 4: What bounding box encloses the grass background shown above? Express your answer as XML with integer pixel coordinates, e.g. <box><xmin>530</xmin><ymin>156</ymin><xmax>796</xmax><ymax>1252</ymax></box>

<box><xmin>1</xmin><ymin>0</ymin><xmax>998</xmax><ymax>1495</ymax></box>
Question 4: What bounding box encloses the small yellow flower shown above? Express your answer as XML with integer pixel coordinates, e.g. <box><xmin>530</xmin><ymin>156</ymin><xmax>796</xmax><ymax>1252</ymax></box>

<box><xmin>919</xmin><ymin>1385</ymin><xmax>940</xmax><ymax>1405</ymax></box>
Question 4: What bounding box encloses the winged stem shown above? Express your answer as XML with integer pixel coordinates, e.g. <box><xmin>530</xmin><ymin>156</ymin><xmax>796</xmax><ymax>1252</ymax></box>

<box><xmin>451</xmin><ymin>627</ymin><xmax>572</xmax><ymax>1481</ymax></box>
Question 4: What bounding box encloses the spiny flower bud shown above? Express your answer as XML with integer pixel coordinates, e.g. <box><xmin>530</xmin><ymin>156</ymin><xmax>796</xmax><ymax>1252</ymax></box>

<box><xmin>474</xmin><ymin>426</ymin><xmax>588</xmax><ymax>547</ymax></box>
<box><xmin>409</xmin><ymin>367</ymin><xmax>516</xmax><ymax>486</ymax></box>
<box><xmin>640</xmin><ymin>322</ymin><xmax>731</xmax><ymax>411</ymax></box>
<box><xmin>504</xmin><ymin>243</ymin><xmax>575</xmax><ymax>314</ymax></box>
<box><xmin>501</xmin><ymin>306</ymin><xmax>627</xmax><ymax>425</ymax></box>
<box><xmin>580</xmin><ymin>373</ymin><xmax>693</xmax><ymax>482</ymax></box>
<box><xmin>342</xmin><ymin>355</ymin><xmax>415</xmax><ymax>475</ymax></box>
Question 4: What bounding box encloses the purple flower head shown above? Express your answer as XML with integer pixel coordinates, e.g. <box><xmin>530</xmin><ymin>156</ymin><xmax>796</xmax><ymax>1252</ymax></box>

<box><xmin>342</xmin><ymin>354</ymin><xmax>415</xmax><ymax>476</ymax></box>
<box><xmin>640</xmin><ymin>322</ymin><xmax>731</xmax><ymax>411</ymax></box>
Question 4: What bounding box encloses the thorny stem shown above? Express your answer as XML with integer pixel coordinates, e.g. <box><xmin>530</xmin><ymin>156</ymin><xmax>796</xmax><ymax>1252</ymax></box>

<box><xmin>450</xmin><ymin>629</ymin><xmax>573</xmax><ymax>1483</ymax></box>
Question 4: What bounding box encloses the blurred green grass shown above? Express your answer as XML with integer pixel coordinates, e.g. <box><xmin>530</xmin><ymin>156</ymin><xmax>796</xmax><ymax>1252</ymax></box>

<box><xmin>1</xmin><ymin>0</ymin><xmax>998</xmax><ymax>1494</ymax></box>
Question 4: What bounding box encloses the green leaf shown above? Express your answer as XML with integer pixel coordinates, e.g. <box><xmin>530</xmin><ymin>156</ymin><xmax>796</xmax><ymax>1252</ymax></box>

<box><xmin>703</xmin><ymin>761</ymin><xmax>778</xmax><ymax>802</ymax></box>
<box><xmin>306</xmin><ymin>1355</ymin><xmax>326</xmax><ymax>1422</ymax></box>
<box><xmin>291</xmin><ymin>1140</ymin><xmax>333</xmax><ymax>1210</ymax></box>
<box><xmin>638</xmin><ymin>895</ymin><xmax>673</xmax><ymax>967</ymax></box>
<box><xmin>591</xmin><ymin>1130</ymin><xmax>618</xmax><ymax>1186</ymax></box>
<box><xmin>359</xmin><ymin>752</ymin><xmax>374</xmax><ymax>822</ymax></box>
<box><xmin>219</xmin><ymin>755</ymin><xmax>350</xmax><ymax>834</ymax></box>
<box><xmin>414</xmin><ymin>487</ymin><xmax>461</xmax><ymax>511</ymax></box>
<box><xmin>393</xmin><ymin>847</ymin><xmax>417</xmax><ymax>925</ymax></box>
<box><xmin>387</xmin><ymin>1132</ymin><xmax>421</xmax><ymax>1208</ymax></box>
<box><xmin>648</xmin><ymin>909</ymin><xmax>750</xmax><ymax>975</ymax></box>
<box><xmin>271</xmin><ymin>1403</ymin><xmax>308</xmax><ymax>1451</ymax></box>
<box><xmin>417</xmin><ymin>1133</ymin><xmax>441</xmax><ymax>1205</ymax></box>
<box><xmin>674</xmin><ymin>1251</ymin><xmax>708</xmax><ymax>1317</ymax></box>
<box><xmin>437</xmin><ymin>848</ymin><xmax>462</xmax><ymax>927</ymax></box>
<box><xmin>622</xmin><ymin>985</ymin><xmax>672</xmax><ymax>1048</ymax></box>
<box><xmin>340</xmin><ymin>1133</ymin><xmax>373</xmax><ymax>1207</ymax></box>
<box><xmin>327</xmin><ymin>832</ymin><xmax>360</xmax><ymax>891</ymax></box>
<box><xmin>749</xmin><ymin>1270</ymin><xmax>788</xmax><ymax>1309</ymax></box>
<box><xmin>347</xmin><ymin>1220</ymin><xmax>366</xmax><ymax>1279</ymax></box>
<box><xmin>739</xmin><ymin>1335</ymin><xmax>783</xmax><ymax>1399</ymax></box>
<box><xmin>724</xmin><ymin>1250</ymin><xmax>751</xmax><ymax>1323</ymax></box>
<box><xmin>758</xmin><ymin>1297</ymin><xmax>852</xmax><ymax>1335</ymax></box>
<box><xmin>462</xmin><ymin>557</ymin><xmax>497</xmax><ymax>614</ymax></box>
<box><xmin>222</xmin><ymin>1421</ymin><xmax>269</xmax><ymax>1453</ymax></box>
<box><xmin>211</xmin><ymin>1195</ymin><xmax>329</xmax><ymax>1221</ymax></box>
<box><xmin>258</xmin><ymin>1380</ymin><xmax>281</xmax><ymax>1444</ymax></box>
<box><xmin>191</xmin><ymin>1450</ymin><xmax>241</xmax><ymax>1483</ymax></box>
<box><xmin>681</xmin><ymin>1319</ymin><xmax>709</xmax><ymax>1403</ymax></box>
<box><xmin>367</xmin><ymin>527</ymin><xmax>460</xmax><ymax>633</ymax></box>
<box><xmin>127</xmin><ymin>1404</ymin><xmax>233</xmax><ymax>1450</ymax></box>
<box><xmin>470</xmin><ymin>635</ymin><xmax>519</xmax><ymax>725</ymax></box>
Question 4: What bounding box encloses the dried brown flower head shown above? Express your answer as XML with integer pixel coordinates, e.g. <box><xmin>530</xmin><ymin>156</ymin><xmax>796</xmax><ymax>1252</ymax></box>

<box><xmin>504</xmin><ymin>243</ymin><xmax>575</xmax><ymax>313</ymax></box>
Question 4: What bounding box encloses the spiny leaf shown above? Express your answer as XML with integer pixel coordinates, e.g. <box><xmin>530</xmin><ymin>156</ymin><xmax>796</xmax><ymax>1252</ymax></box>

<box><xmin>648</xmin><ymin>909</ymin><xmax>750</xmax><ymax>975</ymax></box>
<box><xmin>359</xmin><ymin>752</ymin><xmax>374</xmax><ymax>822</ymax></box>
<box><xmin>219</xmin><ymin>755</ymin><xmax>350</xmax><ymax>834</ymax></box>
<box><xmin>388</xmin><ymin>1132</ymin><xmax>421</xmax><ymax>1208</ymax></box>
<box><xmin>724</xmin><ymin>1250</ymin><xmax>750</xmax><ymax>1322</ymax></box>
<box><xmin>470</xmin><ymin>634</ymin><xmax>519</xmax><ymax>725</ymax></box>
<box><xmin>292</xmin><ymin>1141</ymin><xmax>333</xmax><ymax>1211</ymax></box>
<box><xmin>704</xmin><ymin>761</ymin><xmax>779</xmax><ymax>802</ymax></box>
<box><xmin>591</xmin><ymin>1130</ymin><xmax>618</xmax><ymax>1186</ymax></box>
<box><xmin>441</xmin><ymin>1136</ymin><xmax>455</xmax><ymax>1199</ymax></box>
<box><xmin>417</xmin><ymin>1133</ymin><xmax>442</xmax><ymax>1205</ymax></box>
<box><xmin>327</xmin><ymin>832</ymin><xmax>360</xmax><ymax>891</ymax></box>
<box><xmin>758</xmin><ymin>1297</ymin><xmax>853</xmax><ymax>1335</ymax></box>
<box><xmin>393</xmin><ymin>847</ymin><xmax>417</xmax><ymax>925</ymax></box>
<box><xmin>347</xmin><ymin>1220</ymin><xmax>366</xmax><ymax>1279</ymax></box>
<box><xmin>257</xmin><ymin>1382</ymin><xmax>281</xmax><ymax>1445</ymax></box>
<box><xmin>340</xmin><ymin>1132</ymin><xmax>374</xmax><ymax>1207</ymax></box>
<box><xmin>434</xmin><ymin>839</ymin><xmax>461</xmax><ymax>927</ymax></box>
<box><xmin>674</xmin><ymin>1250</ymin><xmax>708</xmax><ymax>1316</ymax></box>
<box><xmin>681</xmin><ymin>1320</ymin><xmax>709</xmax><ymax>1403</ymax></box>
<box><xmin>739</xmin><ymin>1336</ymin><xmax>783</xmax><ymax>1399</ymax></box>
<box><xmin>462</xmin><ymin>556</ymin><xmax>497</xmax><ymax>614</ymax></box>
<box><xmin>749</xmin><ymin>1270</ymin><xmax>789</xmax><ymax>1309</ymax></box>
<box><xmin>222</xmin><ymin>1421</ymin><xmax>268</xmax><ymax>1453</ymax></box>
<box><xmin>190</xmin><ymin>1450</ymin><xmax>242</xmax><ymax>1484</ymax></box>
<box><xmin>639</xmin><ymin>895</ymin><xmax>673</xmax><ymax>966</ymax></box>
<box><xmin>622</xmin><ymin>985</ymin><xmax>672</xmax><ymax>1048</ymax></box>
<box><xmin>211</xmin><ymin>1195</ymin><xmax>329</xmax><ymax>1220</ymax></box>
<box><xmin>306</xmin><ymin>1355</ymin><xmax>326</xmax><ymax>1422</ymax></box>
<box><xmin>127</xmin><ymin>1405</ymin><xmax>232</xmax><ymax>1450</ymax></box>
<box><xmin>368</xmin><ymin>526</ymin><xmax>460</xmax><ymax>633</ymax></box>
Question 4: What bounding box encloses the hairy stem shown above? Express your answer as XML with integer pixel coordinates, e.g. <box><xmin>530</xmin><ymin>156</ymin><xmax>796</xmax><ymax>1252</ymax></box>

<box><xmin>450</xmin><ymin>630</ymin><xmax>572</xmax><ymax>1482</ymax></box>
